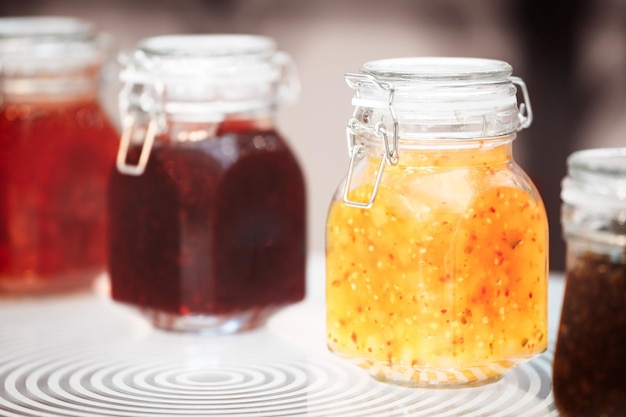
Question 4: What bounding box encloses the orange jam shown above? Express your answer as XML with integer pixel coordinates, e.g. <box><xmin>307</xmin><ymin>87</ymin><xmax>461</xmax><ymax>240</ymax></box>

<box><xmin>326</xmin><ymin>141</ymin><xmax>548</xmax><ymax>386</ymax></box>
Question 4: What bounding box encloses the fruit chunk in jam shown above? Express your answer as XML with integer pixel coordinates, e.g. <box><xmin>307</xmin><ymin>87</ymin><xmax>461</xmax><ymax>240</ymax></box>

<box><xmin>108</xmin><ymin>120</ymin><xmax>306</xmax><ymax>331</ymax></box>
<box><xmin>326</xmin><ymin>144</ymin><xmax>548</xmax><ymax>386</ymax></box>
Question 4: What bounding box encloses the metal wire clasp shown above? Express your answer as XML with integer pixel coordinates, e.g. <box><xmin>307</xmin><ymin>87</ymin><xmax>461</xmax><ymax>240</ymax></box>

<box><xmin>116</xmin><ymin>66</ymin><xmax>165</xmax><ymax>176</ymax></box>
<box><xmin>510</xmin><ymin>76</ymin><xmax>533</xmax><ymax>130</ymax></box>
<box><xmin>116</xmin><ymin>113</ymin><xmax>160</xmax><ymax>176</ymax></box>
<box><xmin>342</xmin><ymin>73</ymin><xmax>399</xmax><ymax>209</ymax></box>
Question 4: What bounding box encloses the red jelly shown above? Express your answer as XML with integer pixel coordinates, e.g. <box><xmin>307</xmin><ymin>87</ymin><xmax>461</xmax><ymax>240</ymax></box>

<box><xmin>108</xmin><ymin>35</ymin><xmax>306</xmax><ymax>333</ymax></box>
<box><xmin>0</xmin><ymin>17</ymin><xmax>119</xmax><ymax>294</ymax></box>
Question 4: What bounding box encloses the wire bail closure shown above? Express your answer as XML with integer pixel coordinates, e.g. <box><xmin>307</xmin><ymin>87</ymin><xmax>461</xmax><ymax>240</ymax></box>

<box><xmin>116</xmin><ymin>113</ymin><xmax>159</xmax><ymax>176</ymax></box>
<box><xmin>342</xmin><ymin>73</ymin><xmax>399</xmax><ymax>209</ymax></box>
<box><xmin>116</xmin><ymin>67</ymin><xmax>165</xmax><ymax>176</ymax></box>
<box><xmin>510</xmin><ymin>76</ymin><xmax>533</xmax><ymax>131</ymax></box>
<box><xmin>341</xmin><ymin>70</ymin><xmax>533</xmax><ymax>209</ymax></box>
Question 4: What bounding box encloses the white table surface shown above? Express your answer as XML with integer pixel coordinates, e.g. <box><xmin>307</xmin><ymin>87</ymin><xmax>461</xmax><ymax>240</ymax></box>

<box><xmin>0</xmin><ymin>252</ymin><xmax>565</xmax><ymax>417</ymax></box>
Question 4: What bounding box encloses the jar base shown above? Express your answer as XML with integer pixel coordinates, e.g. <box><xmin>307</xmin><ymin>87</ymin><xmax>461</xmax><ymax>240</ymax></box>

<box><xmin>138</xmin><ymin>305</ymin><xmax>285</xmax><ymax>335</ymax></box>
<box><xmin>350</xmin><ymin>356</ymin><xmax>517</xmax><ymax>388</ymax></box>
<box><xmin>371</xmin><ymin>372</ymin><xmax>503</xmax><ymax>388</ymax></box>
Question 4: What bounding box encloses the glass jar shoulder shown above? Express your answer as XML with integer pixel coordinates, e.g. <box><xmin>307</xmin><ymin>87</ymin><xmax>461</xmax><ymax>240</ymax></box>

<box><xmin>0</xmin><ymin>98</ymin><xmax>118</xmax><ymax>181</ymax></box>
<box><xmin>328</xmin><ymin>144</ymin><xmax>549</xmax><ymax>274</ymax></box>
<box><xmin>336</xmin><ymin>147</ymin><xmax>543</xmax><ymax>211</ymax></box>
<box><xmin>112</xmin><ymin>125</ymin><xmax>304</xmax><ymax>203</ymax></box>
<box><xmin>215</xmin><ymin>125</ymin><xmax>303</xmax><ymax>174</ymax></box>
<box><xmin>149</xmin><ymin>125</ymin><xmax>300</xmax><ymax>178</ymax></box>
<box><xmin>0</xmin><ymin>97</ymin><xmax>117</xmax><ymax>136</ymax></box>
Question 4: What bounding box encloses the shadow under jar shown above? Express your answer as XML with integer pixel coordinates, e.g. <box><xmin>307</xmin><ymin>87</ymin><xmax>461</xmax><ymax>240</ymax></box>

<box><xmin>108</xmin><ymin>35</ymin><xmax>306</xmax><ymax>334</ymax></box>
<box><xmin>326</xmin><ymin>58</ymin><xmax>549</xmax><ymax>387</ymax></box>
<box><xmin>0</xmin><ymin>17</ymin><xmax>119</xmax><ymax>295</ymax></box>
<box><xmin>554</xmin><ymin>148</ymin><xmax>626</xmax><ymax>416</ymax></box>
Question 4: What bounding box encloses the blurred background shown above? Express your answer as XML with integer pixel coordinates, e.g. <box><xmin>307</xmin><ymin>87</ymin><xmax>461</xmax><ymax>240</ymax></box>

<box><xmin>1</xmin><ymin>0</ymin><xmax>624</xmax><ymax>271</ymax></box>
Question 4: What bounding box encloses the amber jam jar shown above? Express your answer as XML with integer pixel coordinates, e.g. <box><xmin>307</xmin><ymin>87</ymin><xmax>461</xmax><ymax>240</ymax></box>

<box><xmin>554</xmin><ymin>148</ymin><xmax>626</xmax><ymax>416</ymax></box>
<box><xmin>326</xmin><ymin>58</ymin><xmax>548</xmax><ymax>387</ymax></box>
<box><xmin>109</xmin><ymin>35</ymin><xmax>306</xmax><ymax>334</ymax></box>
<box><xmin>0</xmin><ymin>17</ymin><xmax>119</xmax><ymax>295</ymax></box>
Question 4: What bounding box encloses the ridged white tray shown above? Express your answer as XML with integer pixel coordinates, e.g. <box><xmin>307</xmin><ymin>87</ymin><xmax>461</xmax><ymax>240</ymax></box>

<box><xmin>0</xmin><ymin>254</ymin><xmax>564</xmax><ymax>417</ymax></box>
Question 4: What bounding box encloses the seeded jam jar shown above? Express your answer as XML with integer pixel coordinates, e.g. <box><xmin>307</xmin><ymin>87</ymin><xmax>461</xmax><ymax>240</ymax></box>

<box><xmin>326</xmin><ymin>58</ymin><xmax>548</xmax><ymax>387</ymax></box>
<box><xmin>554</xmin><ymin>148</ymin><xmax>626</xmax><ymax>416</ymax></box>
<box><xmin>0</xmin><ymin>17</ymin><xmax>119</xmax><ymax>294</ymax></box>
<box><xmin>109</xmin><ymin>35</ymin><xmax>306</xmax><ymax>333</ymax></box>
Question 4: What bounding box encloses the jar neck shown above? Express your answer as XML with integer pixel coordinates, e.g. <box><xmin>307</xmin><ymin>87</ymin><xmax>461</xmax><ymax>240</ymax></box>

<box><xmin>562</xmin><ymin>203</ymin><xmax>626</xmax><ymax>251</ymax></box>
<box><xmin>116</xmin><ymin>109</ymin><xmax>277</xmax><ymax>176</ymax></box>
<box><xmin>0</xmin><ymin>17</ymin><xmax>108</xmax><ymax>103</ymax></box>
<box><xmin>561</xmin><ymin>148</ymin><xmax>626</xmax><ymax>250</ymax></box>
<box><xmin>354</xmin><ymin>104</ymin><xmax>523</xmax><ymax>140</ymax></box>
<box><xmin>1</xmin><ymin>67</ymin><xmax>102</xmax><ymax>103</ymax></box>
<box><xmin>362</xmin><ymin>134</ymin><xmax>515</xmax><ymax>167</ymax></box>
<box><xmin>162</xmin><ymin>113</ymin><xmax>276</xmax><ymax>144</ymax></box>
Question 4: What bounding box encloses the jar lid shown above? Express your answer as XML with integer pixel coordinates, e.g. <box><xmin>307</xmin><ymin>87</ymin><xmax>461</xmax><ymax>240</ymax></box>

<box><xmin>361</xmin><ymin>57</ymin><xmax>512</xmax><ymax>82</ymax></box>
<box><xmin>134</xmin><ymin>34</ymin><xmax>278</xmax><ymax>85</ymax></box>
<box><xmin>0</xmin><ymin>16</ymin><xmax>103</xmax><ymax>74</ymax></box>
<box><xmin>119</xmin><ymin>34</ymin><xmax>300</xmax><ymax>119</ymax></box>
<box><xmin>346</xmin><ymin>57</ymin><xmax>531</xmax><ymax>139</ymax></box>
<box><xmin>562</xmin><ymin>147</ymin><xmax>626</xmax><ymax>210</ymax></box>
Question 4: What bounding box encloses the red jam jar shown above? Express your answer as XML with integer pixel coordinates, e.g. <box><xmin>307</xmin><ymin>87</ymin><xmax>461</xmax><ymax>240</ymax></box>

<box><xmin>109</xmin><ymin>35</ymin><xmax>307</xmax><ymax>333</ymax></box>
<box><xmin>0</xmin><ymin>17</ymin><xmax>119</xmax><ymax>294</ymax></box>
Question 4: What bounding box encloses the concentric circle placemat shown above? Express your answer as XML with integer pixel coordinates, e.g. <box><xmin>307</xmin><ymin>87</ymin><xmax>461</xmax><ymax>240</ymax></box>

<box><xmin>0</xmin><ymin>278</ymin><xmax>562</xmax><ymax>417</ymax></box>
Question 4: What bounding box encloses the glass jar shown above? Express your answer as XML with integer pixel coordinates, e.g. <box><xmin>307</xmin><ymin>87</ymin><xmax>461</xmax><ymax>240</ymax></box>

<box><xmin>553</xmin><ymin>148</ymin><xmax>626</xmax><ymax>416</ymax></box>
<box><xmin>109</xmin><ymin>34</ymin><xmax>306</xmax><ymax>334</ymax></box>
<box><xmin>326</xmin><ymin>57</ymin><xmax>549</xmax><ymax>387</ymax></box>
<box><xmin>0</xmin><ymin>17</ymin><xmax>119</xmax><ymax>294</ymax></box>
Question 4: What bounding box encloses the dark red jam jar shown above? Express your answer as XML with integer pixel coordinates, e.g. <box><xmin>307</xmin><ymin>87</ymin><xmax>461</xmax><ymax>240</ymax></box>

<box><xmin>109</xmin><ymin>34</ymin><xmax>307</xmax><ymax>333</ymax></box>
<box><xmin>0</xmin><ymin>17</ymin><xmax>119</xmax><ymax>295</ymax></box>
<box><xmin>554</xmin><ymin>148</ymin><xmax>626</xmax><ymax>416</ymax></box>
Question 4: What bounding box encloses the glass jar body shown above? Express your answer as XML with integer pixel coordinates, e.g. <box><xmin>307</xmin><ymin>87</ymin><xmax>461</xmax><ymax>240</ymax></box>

<box><xmin>108</xmin><ymin>116</ymin><xmax>307</xmax><ymax>333</ymax></box>
<box><xmin>326</xmin><ymin>136</ymin><xmax>549</xmax><ymax>386</ymax></box>
<box><xmin>553</xmin><ymin>148</ymin><xmax>626</xmax><ymax>416</ymax></box>
<box><xmin>0</xmin><ymin>17</ymin><xmax>119</xmax><ymax>295</ymax></box>
<box><xmin>108</xmin><ymin>34</ymin><xmax>306</xmax><ymax>333</ymax></box>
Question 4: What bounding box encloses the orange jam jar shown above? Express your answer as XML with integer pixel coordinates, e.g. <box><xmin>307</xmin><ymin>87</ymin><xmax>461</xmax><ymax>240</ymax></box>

<box><xmin>326</xmin><ymin>58</ymin><xmax>549</xmax><ymax>387</ymax></box>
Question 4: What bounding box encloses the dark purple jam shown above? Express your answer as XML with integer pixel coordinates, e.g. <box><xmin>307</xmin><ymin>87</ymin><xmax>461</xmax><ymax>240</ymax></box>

<box><xmin>553</xmin><ymin>250</ymin><xmax>626</xmax><ymax>416</ymax></box>
<box><xmin>108</xmin><ymin>120</ymin><xmax>306</xmax><ymax>317</ymax></box>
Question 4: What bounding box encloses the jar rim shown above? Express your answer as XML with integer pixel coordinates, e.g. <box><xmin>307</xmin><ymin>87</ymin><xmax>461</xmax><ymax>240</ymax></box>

<box><xmin>567</xmin><ymin>147</ymin><xmax>626</xmax><ymax>177</ymax></box>
<box><xmin>0</xmin><ymin>16</ymin><xmax>94</xmax><ymax>40</ymax></box>
<box><xmin>562</xmin><ymin>147</ymin><xmax>626</xmax><ymax>210</ymax></box>
<box><xmin>126</xmin><ymin>34</ymin><xmax>284</xmax><ymax>82</ymax></box>
<box><xmin>138</xmin><ymin>34</ymin><xmax>276</xmax><ymax>59</ymax></box>
<box><xmin>0</xmin><ymin>16</ymin><xmax>105</xmax><ymax>96</ymax></box>
<box><xmin>361</xmin><ymin>57</ymin><xmax>512</xmax><ymax>83</ymax></box>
